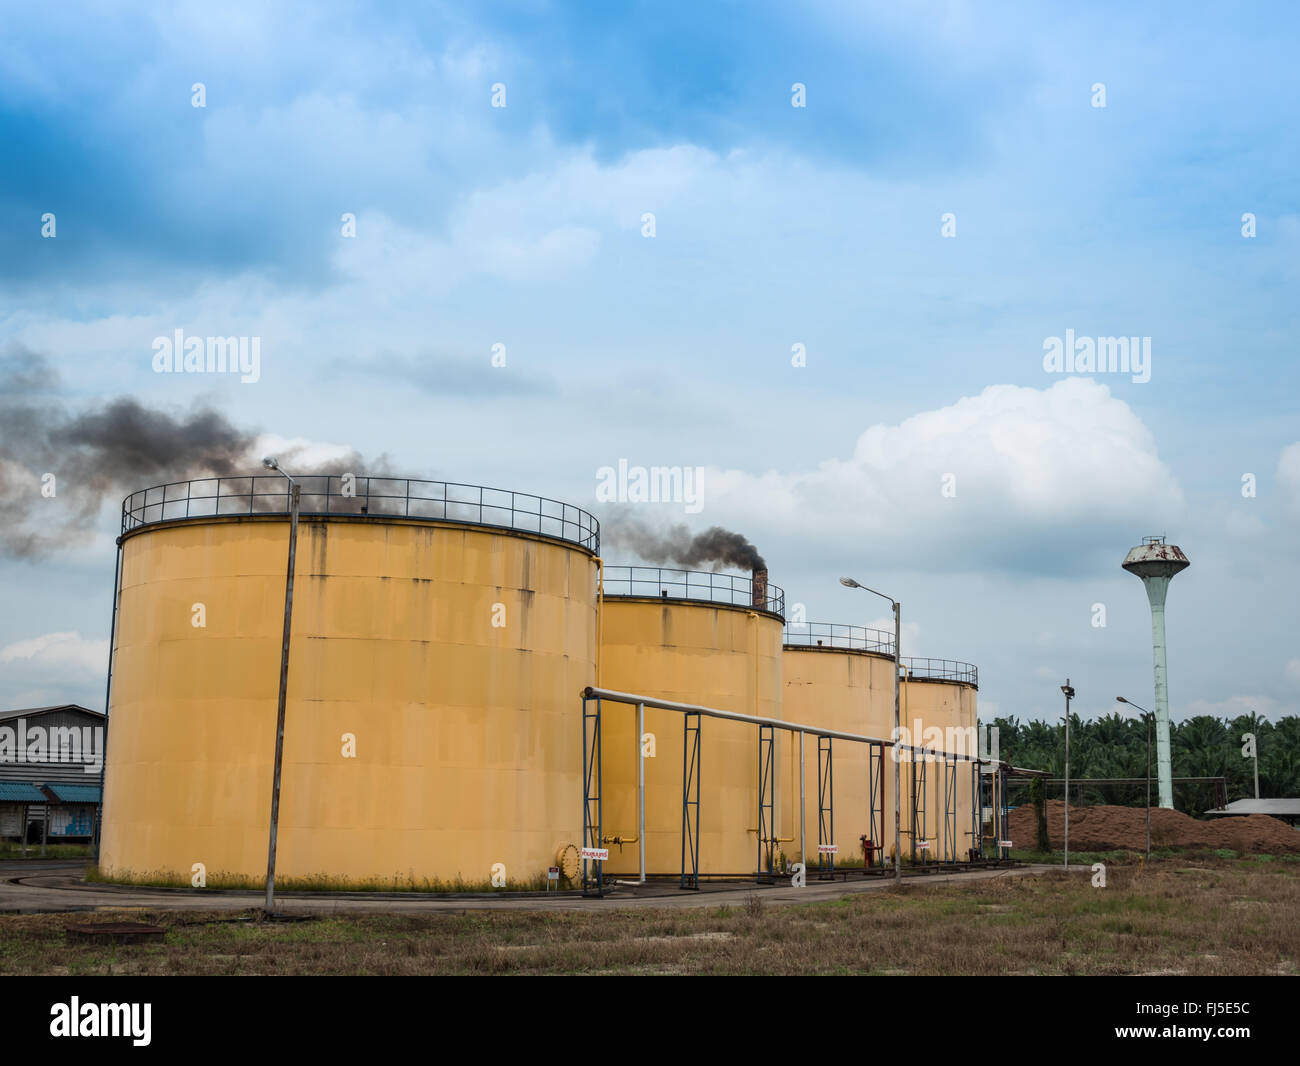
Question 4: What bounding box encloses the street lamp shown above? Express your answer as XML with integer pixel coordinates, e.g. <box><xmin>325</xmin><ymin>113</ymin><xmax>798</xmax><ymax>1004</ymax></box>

<box><xmin>1061</xmin><ymin>680</ymin><xmax>1075</xmax><ymax>871</ymax></box>
<box><xmin>1116</xmin><ymin>696</ymin><xmax>1152</xmax><ymax>861</ymax></box>
<box><xmin>1244</xmin><ymin>708</ymin><xmax>1261</xmax><ymax>800</ymax></box>
<box><xmin>262</xmin><ymin>457</ymin><xmax>301</xmax><ymax>915</ymax></box>
<box><xmin>840</xmin><ymin>576</ymin><xmax>901</xmax><ymax>883</ymax></box>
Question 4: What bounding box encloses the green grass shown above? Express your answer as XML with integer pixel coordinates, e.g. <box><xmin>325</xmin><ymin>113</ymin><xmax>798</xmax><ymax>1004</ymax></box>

<box><xmin>5</xmin><ymin>853</ymin><xmax>1298</xmax><ymax>975</ymax></box>
<box><xmin>0</xmin><ymin>842</ymin><xmax>94</xmax><ymax>859</ymax></box>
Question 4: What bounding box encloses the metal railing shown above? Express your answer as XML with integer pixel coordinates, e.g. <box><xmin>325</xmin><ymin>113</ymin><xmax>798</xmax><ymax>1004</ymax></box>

<box><xmin>782</xmin><ymin>622</ymin><xmax>977</xmax><ymax>684</ymax></box>
<box><xmin>783</xmin><ymin>621</ymin><xmax>896</xmax><ymax>655</ymax></box>
<box><xmin>902</xmin><ymin>657</ymin><xmax>978</xmax><ymax>686</ymax></box>
<box><xmin>602</xmin><ymin>565</ymin><xmax>785</xmax><ymax>617</ymax></box>
<box><xmin>121</xmin><ymin>475</ymin><xmax>600</xmax><ymax>551</ymax></box>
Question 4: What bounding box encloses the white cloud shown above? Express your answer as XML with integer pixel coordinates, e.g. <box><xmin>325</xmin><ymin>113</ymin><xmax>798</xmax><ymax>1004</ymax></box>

<box><xmin>1178</xmin><ymin>694</ymin><xmax>1284</xmax><ymax>721</ymax></box>
<box><xmin>699</xmin><ymin>378</ymin><xmax>1184</xmax><ymax>572</ymax></box>
<box><xmin>864</xmin><ymin>616</ymin><xmax>921</xmax><ymax>656</ymax></box>
<box><xmin>0</xmin><ymin>631</ymin><xmax>108</xmax><ymax>676</ymax></box>
<box><xmin>1286</xmin><ymin>658</ymin><xmax>1300</xmax><ymax>685</ymax></box>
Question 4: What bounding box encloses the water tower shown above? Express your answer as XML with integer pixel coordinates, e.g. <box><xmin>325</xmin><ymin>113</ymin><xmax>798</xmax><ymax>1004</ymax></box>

<box><xmin>1122</xmin><ymin>536</ymin><xmax>1190</xmax><ymax>809</ymax></box>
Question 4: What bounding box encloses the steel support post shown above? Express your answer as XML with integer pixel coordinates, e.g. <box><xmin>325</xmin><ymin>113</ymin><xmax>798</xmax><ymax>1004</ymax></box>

<box><xmin>817</xmin><ymin>735</ymin><xmax>834</xmax><ymax>878</ymax></box>
<box><xmin>757</xmin><ymin>723</ymin><xmax>775</xmax><ymax>883</ymax></box>
<box><xmin>582</xmin><ymin>696</ymin><xmax>603</xmax><ymax>898</ymax></box>
<box><xmin>680</xmin><ymin>712</ymin><xmax>701</xmax><ymax>890</ymax></box>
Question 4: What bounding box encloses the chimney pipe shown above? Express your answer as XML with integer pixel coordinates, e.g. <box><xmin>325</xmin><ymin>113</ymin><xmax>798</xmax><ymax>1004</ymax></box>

<box><xmin>751</xmin><ymin>567</ymin><xmax>769</xmax><ymax>610</ymax></box>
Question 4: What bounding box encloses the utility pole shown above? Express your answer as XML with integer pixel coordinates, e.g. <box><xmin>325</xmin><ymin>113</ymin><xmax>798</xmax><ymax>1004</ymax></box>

<box><xmin>262</xmin><ymin>458</ymin><xmax>300</xmax><ymax>915</ymax></box>
<box><xmin>1061</xmin><ymin>680</ymin><xmax>1075</xmax><ymax>871</ymax></box>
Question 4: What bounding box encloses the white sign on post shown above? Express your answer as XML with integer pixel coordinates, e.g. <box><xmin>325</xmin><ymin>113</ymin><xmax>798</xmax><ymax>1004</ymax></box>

<box><xmin>817</xmin><ymin>844</ymin><xmax>838</xmax><ymax>855</ymax></box>
<box><xmin>580</xmin><ymin>847</ymin><xmax>609</xmax><ymax>861</ymax></box>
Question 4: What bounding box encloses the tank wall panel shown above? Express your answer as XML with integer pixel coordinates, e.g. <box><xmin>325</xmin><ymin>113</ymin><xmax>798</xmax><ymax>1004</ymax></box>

<box><xmin>101</xmin><ymin>517</ymin><xmax>597</xmax><ymax>886</ymax></box>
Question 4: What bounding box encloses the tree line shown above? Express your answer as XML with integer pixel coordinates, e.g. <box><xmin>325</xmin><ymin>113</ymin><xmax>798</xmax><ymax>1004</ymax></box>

<box><xmin>992</xmin><ymin>712</ymin><xmax>1300</xmax><ymax>816</ymax></box>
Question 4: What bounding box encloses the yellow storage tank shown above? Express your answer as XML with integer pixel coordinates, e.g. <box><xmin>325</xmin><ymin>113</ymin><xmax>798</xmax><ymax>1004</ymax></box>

<box><xmin>782</xmin><ymin>624</ymin><xmax>981</xmax><ymax>867</ymax></box>
<box><xmin>99</xmin><ymin>475</ymin><xmax>599</xmax><ymax>888</ymax></box>
<box><xmin>597</xmin><ymin>566</ymin><xmax>783</xmax><ymax>877</ymax></box>
<box><xmin>901</xmin><ymin>662</ymin><xmax>980</xmax><ymax>863</ymax></box>
<box><xmin>782</xmin><ymin>624</ymin><xmax>897</xmax><ymax>868</ymax></box>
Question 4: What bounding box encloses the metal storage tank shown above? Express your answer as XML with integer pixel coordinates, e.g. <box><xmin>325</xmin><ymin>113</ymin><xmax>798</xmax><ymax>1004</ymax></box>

<box><xmin>782</xmin><ymin>624</ymin><xmax>897</xmax><ymax>869</ymax></box>
<box><xmin>782</xmin><ymin>623</ymin><xmax>981</xmax><ymax>867</ymax></box>
<box><xmin>901</xmin><ymin>662</ymin><xmax>980</xmax><ymax>863</ymax></box>
<box><xmin>597</xmin><ymin>566</ymin><xmax>784</xmax><ymax>877</ymax></box>
<box><xmin>99</xmin><ymin>475</ymin><xmax>599</xmax><ymax>888</ymax></box>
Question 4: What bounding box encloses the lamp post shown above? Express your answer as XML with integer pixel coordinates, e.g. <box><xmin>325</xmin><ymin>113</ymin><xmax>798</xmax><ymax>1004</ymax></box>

<box><xmin>1116</xmin><ymin>697</ymin><xmax>1152</xmax><ymax>862</ymax></box>
<box><xmin>1245</xmin><ymin>708</ymin><xmax>1261</xmax><ymax>800</ymax></box>
<box><xmin>841</xmin><ymin>577</ymin><xmax>901</xmax><ymax>883</ymax></box>
<box><xmin>1061</xmin><ymin>680</ymin><xmax>1074</xmax><ymax>871</ymax></box>
<box><xmin>262</xmin><ymin>457</ymin><xmax>300</xmax><ymax>915</ymax></box>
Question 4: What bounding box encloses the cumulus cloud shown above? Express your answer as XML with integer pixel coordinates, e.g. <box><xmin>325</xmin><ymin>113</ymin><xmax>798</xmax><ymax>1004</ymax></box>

<box><xmin>1179</xmin><ymin>694</ymin><xmax>1285</xmax><ymax>722</ymax></box>
<box><xmin>0</xmin><ymin>631</ymin><xmax>108</xmax><ymax>676</ymax></box>
<box><xmin>864</xmin><ymin>616</ymin><xmax>921</xmax><ymax>656</ymax></box>
<box><xmin>698</xmin><ymin>378</ymin><xmax>1184</xmax><ymax>575</ymax></box>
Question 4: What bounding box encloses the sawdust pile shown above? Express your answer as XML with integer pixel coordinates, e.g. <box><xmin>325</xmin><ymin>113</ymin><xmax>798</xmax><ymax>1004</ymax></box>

<box><xmin>1007</xmin><ymin>800</ymin><xmax>1300</xmax><ymax>854</ymax></box>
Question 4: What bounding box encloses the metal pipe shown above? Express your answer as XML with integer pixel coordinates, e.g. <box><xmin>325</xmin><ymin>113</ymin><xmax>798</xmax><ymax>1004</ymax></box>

<box><xmin>637</xmin><ymin>700</ymin><xmax>646</xmax><ymax>885</ymax></box>
<box><xmin>799</xmin><ymin>731</ymin><xmax>806</xmax><ymax>877</ymax></box>
<box><xmin>579</xmin><ymin>686</ymin><xmax>986</xmax><ymax>761</ymax></box>
<box><xmin>893</xmin><ymin>601</ymin><xmax>901</xmax><ymax>881</ymax></box>
<box><xmin>264</xmin><ymin>464</ymin><xmax>300</xmax><ymax>914</ymax></box>
<box><xmin>94</xmin><ymin>538</ymin><xmax>123</xmax><ymax>862</ymax></box>
<box><xmin>595</xmin><ymin>557</ymin><xmax>604</xmax><ymax>687</ymax></box>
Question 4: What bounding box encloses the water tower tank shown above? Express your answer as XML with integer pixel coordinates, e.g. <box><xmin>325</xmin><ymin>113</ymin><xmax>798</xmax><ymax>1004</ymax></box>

<box><xmin>1123</xmin><ymin>535</ymin><xmax>1190</xmax><ymax>810</ymax></box>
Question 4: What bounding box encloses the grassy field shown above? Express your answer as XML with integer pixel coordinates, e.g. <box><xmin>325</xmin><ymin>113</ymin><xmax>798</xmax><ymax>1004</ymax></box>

<box><xmin>2</xmin><ymin>853</ymin><xmax>1296</xmax><ymax>975</ymax></box>
<box><xmin>0</xmin><ymin>842</ymin><xmax>94</xmax><ymax>859</ymax></box>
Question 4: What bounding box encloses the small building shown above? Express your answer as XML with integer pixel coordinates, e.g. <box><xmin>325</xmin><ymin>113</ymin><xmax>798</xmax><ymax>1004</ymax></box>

<box><xmin>0</xmin><ymin>704</ymin><xmax>106</xmax><ymax>845</ymax></box>
<box><xmin>1204</xmin><ymin>798</ymin><xmax>1300</xmax><ymax>827</ymax></box>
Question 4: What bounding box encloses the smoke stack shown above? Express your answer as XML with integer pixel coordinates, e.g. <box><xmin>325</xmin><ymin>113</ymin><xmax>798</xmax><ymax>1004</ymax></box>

<box><xmin>751</xmin><ymin>567</ymin><xmax>769</xmax><ymax>609</ymax></box>
<box><xmin>1122</xmin><ymin>535</ymin><xmax>1190</xmax><ymax>810</ymax></box>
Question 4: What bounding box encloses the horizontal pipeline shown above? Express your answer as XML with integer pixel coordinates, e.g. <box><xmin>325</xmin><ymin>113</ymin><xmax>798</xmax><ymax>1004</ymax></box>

<box><xmin>580</xmin><ymin>685</ymin><xmax>1005</xmax><ymax>767</ymax></box>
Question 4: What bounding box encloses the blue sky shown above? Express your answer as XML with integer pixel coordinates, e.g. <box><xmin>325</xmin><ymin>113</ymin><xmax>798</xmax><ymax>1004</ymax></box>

<box><xmin>1</xmin><ymin>1</ymin><xmax>1297</xmax><ymax>728</ymax></box>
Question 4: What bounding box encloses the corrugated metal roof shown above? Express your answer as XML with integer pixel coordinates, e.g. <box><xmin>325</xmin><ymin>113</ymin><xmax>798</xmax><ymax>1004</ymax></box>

<box><xmin>0</xmin><ymin>782</ymin><xmax>48</xmax><ymax>803</ymax></box>
<box><xmin>0</xmin><ymin>704</ymin><xmax>104</xmax><ymax>723</ymax></box>
<box><xmin>42</xmin><ymin>783</ymin><xmax>102</xmax><ymax>804</ymax></box>
<box><xmin>1206</xmin><ymin>798</ymin><xmax>1300</xmax><ymax>817</ymax></box>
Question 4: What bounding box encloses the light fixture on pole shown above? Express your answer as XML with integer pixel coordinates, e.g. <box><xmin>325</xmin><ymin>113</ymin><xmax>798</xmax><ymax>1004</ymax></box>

<box><xmin>1116</xmin><ymin>696</ymin><xmax>1152</xmax><ymax>862</ymax></box>
<box><xmin>840</xmin><ymin>576</ymin><xmax>901</xmax><ymax>883</ymax></box>
<box><xmin>1061</xmin><ymin>680</ymin><xmax>1074</xmax><ymax>871</ymax></box>
<box><xmin>1245</xmin><ymin>708</ymin><xmax>1261</xmax><ymax>800</ymax></box>
<box><xmin>262</xmin><ymin>457</ymin><xmax>300</xmax><ymax>915</ymax></box>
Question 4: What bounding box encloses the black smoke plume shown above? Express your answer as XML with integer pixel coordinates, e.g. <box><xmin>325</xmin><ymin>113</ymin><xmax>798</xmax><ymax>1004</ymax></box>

<box><xmin>605</xmin><ymin>518</ymin><xmax>765</xmax><ymax>571</ymax></box>
<box><xmin>0</xmin><ymin>347</ymin><xmax>388</xmax><ymax>557</ymax></box>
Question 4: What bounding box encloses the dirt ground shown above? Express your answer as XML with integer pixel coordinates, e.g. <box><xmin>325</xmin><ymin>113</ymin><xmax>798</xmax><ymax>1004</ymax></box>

<box><xmin>1008</xmin><ymin>800</ymin><xmax>1300</xmax><ymax>854</ymax></box>
<box><xmin>3</xmin><ymin>855</ymin><xmax>1296</xmax><ymax>975</ymax></box>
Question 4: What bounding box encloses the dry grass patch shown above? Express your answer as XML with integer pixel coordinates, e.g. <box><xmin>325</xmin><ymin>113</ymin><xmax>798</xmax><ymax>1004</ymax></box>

<box><xmin>1</xmin><ymin>856</ymin><xmax>1296</xmax><ymax>975</ymax></box>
